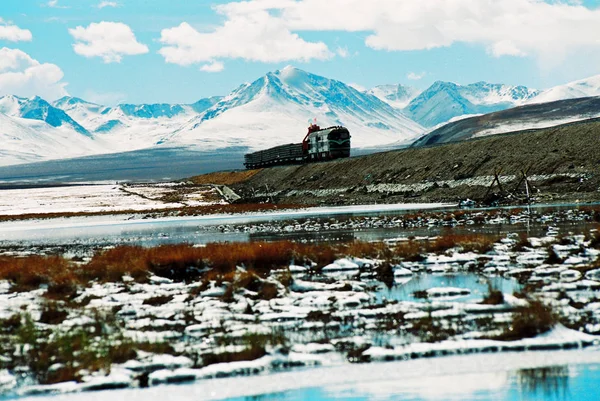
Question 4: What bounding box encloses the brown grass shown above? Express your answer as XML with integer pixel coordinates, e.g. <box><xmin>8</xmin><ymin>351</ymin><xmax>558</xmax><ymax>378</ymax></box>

<box><xmin>0</xmin><ymin>235</ymin><xmax>500</xmax><ymax>294</ymax></box>
<box><xmin>393</xmin><ymin>234</ymin><xmax>499</xmax><ymax>261</ymax></box>
<box><xmin>493</xmin><ymin>299</ymin><xmax>557</xmax><ymax>341</ymax></box>
<box><xmin>187</xmin><ymin>170</ymin><xmax>262</xmax><ymax>186</ymax></box>
<box><xmin>479</xmin><ymin>285</ymin><xmax>504</xmax><ymax>305</ymax></box>
<box><xmin>142</xmin><ymin>295</ymin><xmax>174</xmax><ymax>306</ymax></box>
<box><xmin>200</xmin><ymin>346</ymin><xmax>266</xmax><ymax>367</ymax></box>
<box><xmin>0</xmin><ymin>255</ymin><xmax>79</xmax><ymax>295</ymax></box>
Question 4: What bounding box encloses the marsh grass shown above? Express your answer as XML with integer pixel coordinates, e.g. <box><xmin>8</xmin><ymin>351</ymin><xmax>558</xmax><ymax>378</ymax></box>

<box><xmin>493</xmin><ymin>299</ymin><xmax>557</xmax><ymax>341</ymax></box>
<box><xmin>192</xmin><ymin>329</ymin><xmax>288</xmax><ymax>368</ymax></box>
<box><xmin>479</xmin><ymin>282</ymin><xmax>504</xmax><ymax>305</ymax></box>
<box><xmin>6</xmin><ymin>311</ymin><xmax>174</xmax><ymax>384</ymax></box>
<box><xmin>142</xmin><ymin>294</ymin><xmax>174</xmax><ymax>306</ymax></box>
<box><xmin>200</xmin><ymin>346</ymin><xmax>266</xmax><ymax>367</ymax></box>
<box><xmin>0</xmin><ymin>240</ymin><xmax>392</xmax><ymax>293</ymax></box>
<box><xmin>393</xmin><ymin>233</ymin><xmax>499</xmax><ymax>262</ymax></box>
<box><xmin>409</xmin><ymin>315</ymin><xmax>457</xmax><ymax>343</ymax></box>
<box><xmin>39</xmin><ymin>302</ymin><xmax>69</xmax><ymax>325</ymax></box>
<box><xmin>545</xmin><ymin>246</ymin><xmax>565</xmax><ymax>265</ymax></box>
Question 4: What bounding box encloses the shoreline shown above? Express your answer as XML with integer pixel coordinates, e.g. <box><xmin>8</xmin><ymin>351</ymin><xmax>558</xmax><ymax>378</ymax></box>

<box><xmin>12</xmin><ymin>349</ymin><xmax>600</xmax><ymax>400</ymax></box>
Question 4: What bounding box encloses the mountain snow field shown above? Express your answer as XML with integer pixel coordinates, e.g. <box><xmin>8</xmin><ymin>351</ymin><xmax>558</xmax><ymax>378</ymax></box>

<box><xmin>2</xmin><ymin>68</ymin><xmax>600</xmax><ymax>168</ymax></box>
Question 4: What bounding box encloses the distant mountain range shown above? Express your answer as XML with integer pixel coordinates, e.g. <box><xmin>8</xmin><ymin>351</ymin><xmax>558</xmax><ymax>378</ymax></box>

<box><xmin>1</xmin><ymin>67</ymin><xmax>600</xmax><ymax>167</ymax></box>
<box><xmin>0</xmin><ymin>67</ymin><xmax>423</xmax><ymax>166</ymax></box>
<box><xmin>400</xmin><ymin>81</ymin><xmax>539</xmax><ymax>128</ymax></box>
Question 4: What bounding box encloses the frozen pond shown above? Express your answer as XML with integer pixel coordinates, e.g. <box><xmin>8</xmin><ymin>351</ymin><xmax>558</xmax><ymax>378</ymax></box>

<box><xmin>0</xmin><ymin>202</ymin><xmax>597</xmax><ymax>249</ymax></box>
<box><xmin>0</xmin><ymin>203</ymin><xmax>454</xmax><ymax>247</ymax></box>
<box><xmin>12</xmin><ymin>351</ymin><xmax>600</xmax><ymax>401</ymax></box>
<box><xmin>224</xmin><ymin>363</ymin><xmax>598</xmax><ymax>401</ymax></box>
<box><xmin>380</xmin><ymin>273</ymin><xmax>520</xmax><ymax>303</ymax></box>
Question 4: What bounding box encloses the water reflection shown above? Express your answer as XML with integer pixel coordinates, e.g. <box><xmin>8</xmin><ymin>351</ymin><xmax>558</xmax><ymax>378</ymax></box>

<box><xmin>379</xmin><ymin>273</ymin><xmax>519</xmax><ymax>303</ymax></box>
<box><xmin>225</xmin><ymin>364</ymin><xmax>584</xmax><ymax>401</ymax></box>
<box><xmin>516</xmin><ymin>366</ymin><xmax>570</xmax><ymax>400</ymax></box>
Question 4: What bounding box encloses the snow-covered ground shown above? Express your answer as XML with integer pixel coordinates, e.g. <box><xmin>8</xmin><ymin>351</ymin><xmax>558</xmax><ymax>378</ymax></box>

<box><xmin>528</xmin><ymin>74</ymin><xmax>600</xmax><ymax>104</ymax></box>
<box><xmin>0</xmin><ymin>183</ymin><xmax>223</xmax><ymax>216</ymax></box>
<box><xmin>473</xmin><ymin>114</ymin><xmax>600</xmax><ymax>138</ymax></box>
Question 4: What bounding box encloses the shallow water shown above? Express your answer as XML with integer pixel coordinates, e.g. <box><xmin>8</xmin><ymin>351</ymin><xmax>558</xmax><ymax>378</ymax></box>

<box><xmin>224</xmin><ymin>363</ymin><xmax>600</xmax><ymax>401</ymax></box>
<box><xmin>380</xmin><ymin>273</ymin><xmax>520</xmax><ymax>303</ymax></box>
<box><xmin>0</xmin><ymin>203</ymin><xmax>596</xmax><ymax>249</ymax></box>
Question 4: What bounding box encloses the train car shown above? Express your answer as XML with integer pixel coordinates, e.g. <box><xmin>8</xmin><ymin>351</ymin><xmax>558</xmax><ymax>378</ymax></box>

<box><xmin>243</xmin><ymin>143</ymin><xmax>304</xmax><ymax>168</ymax></box>
<box><xmin>244</xmin><ymin>124</ymin><xmax>351</xmax><ymax>169</ymax></box>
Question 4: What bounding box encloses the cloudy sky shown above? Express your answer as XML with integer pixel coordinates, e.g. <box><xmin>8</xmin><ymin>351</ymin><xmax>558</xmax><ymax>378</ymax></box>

<box><xmin>2</xmin><ymin>0</ymin><xmax>600</xmax><ymax>105</ymax></box>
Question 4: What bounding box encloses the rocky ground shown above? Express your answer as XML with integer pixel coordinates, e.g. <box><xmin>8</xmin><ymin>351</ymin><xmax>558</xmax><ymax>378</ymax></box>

<box><xmin>217</xmin><ymin>119</ymin><xmax>600</xmax><ymax>206</ymax></box>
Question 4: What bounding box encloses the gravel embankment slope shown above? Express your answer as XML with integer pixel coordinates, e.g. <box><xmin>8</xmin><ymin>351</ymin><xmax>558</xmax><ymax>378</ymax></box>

<box><xmin>207</xmin><ymin>119</ymin><xmax>600</xmax><ymax>205</ymax></box>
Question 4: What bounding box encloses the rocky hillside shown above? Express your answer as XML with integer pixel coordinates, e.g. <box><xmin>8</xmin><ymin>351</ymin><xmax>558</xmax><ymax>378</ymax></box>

<box><xmin>412</xmin><ymin>97</ymin><xmax>600</xmax><ymax>147</ymax></box>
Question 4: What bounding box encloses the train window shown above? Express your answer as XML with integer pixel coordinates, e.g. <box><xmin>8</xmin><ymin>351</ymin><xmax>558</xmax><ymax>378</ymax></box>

<box><xmin>340</xmin><ymin>131</ymin><xmax>349</xmax><ymax>139</ymax></box>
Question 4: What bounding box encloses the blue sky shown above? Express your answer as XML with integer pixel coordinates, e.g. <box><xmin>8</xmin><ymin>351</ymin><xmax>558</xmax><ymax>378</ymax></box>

<box><xmin>1</xmin><ymin>0</ymin><xmax>600</xmax><ymax>105</ymax></box>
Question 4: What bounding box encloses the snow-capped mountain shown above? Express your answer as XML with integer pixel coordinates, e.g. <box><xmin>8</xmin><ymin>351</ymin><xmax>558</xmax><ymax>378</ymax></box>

<box><xmin>0</xmin><ymin>95</ymin><xmax>90</xmax><ymax>136</ymax></box>
<box><xmin>0</xmin><ymin>67</ymin><xmax>424</xmax><ymax>167</ymax></box>
<box><xmin>173</xmin><ymin>66</ymin><xmax>424</xmax><ymax>151</ymax></box>
<box><xmin>367</xmin><ymin>84</ymin><xmax>421</xmax><ymax>109</ymax></box>
<box><xmin>4</xmin><ymin>67</ymin><xmax>600</xmax><ymax>168</ymax></box>
<box><xmin>528</xmin><ymin>75</ymin><xmax>600</xmax><ymax>104</ymax></box>
<box><xmin>50</xmin><ymin>96</ymin><xmax>223</xmax><ymax>151</ymax></box>
<box><xmin>0</xmin><ymin>111</ymin><xmax>103</xmax><ymax>166</ymax></box>
<box><xmin>404</xmin><ymin>81</ymin><xmax>539</xmax><ymax>128</ymax></box>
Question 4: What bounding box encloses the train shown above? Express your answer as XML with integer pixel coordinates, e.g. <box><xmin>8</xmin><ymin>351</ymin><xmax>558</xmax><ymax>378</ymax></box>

<box><xmin>244</xmin><ymin>123</ymin><xmax>351</xmax><ymax>169</ymax></box>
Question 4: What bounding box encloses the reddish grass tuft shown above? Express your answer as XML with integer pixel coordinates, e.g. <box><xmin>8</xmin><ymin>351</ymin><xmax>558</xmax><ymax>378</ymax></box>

<box><xmin>0</xmin><ymin>255</ymin><xmax>79</xmax><ymax>295</ymax></box>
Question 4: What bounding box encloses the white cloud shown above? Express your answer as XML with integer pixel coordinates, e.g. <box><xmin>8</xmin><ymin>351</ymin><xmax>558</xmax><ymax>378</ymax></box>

<box><xmin>96</xmin><ymin>1</ymin><xmax>119</xmax><ymax>9</ymax></box>
<box><xmin>0</xmin><ymin>47</ymin><xmax>68</xmax><ymax>100</ymax></box>
<box><xmin>407</xmin><ymin>71</ymin><xmax>426</xmax><ymax>80</ymax></box>
<box><xmin>336</xmin><ymin>46</ymin><xmax>349</xmax><ymax>58</ymax></box>
<box><xmin>158</xmin><ymin>11</ymin><xmax>332</xmax><ymax>69</ymax></box>
<box><xmin>69</xmin><ymin>21</ymin><xmax>148</xmax><ymax>63</ymax></box>
<box><xmin>200</xmin><ymin>61</ymin><xmax>224</xmax><ymax>73</ymax></box>
<box><xmin>83</xmin><ymin>89</ymin><xmax>125</xmax><ymax>106</ymax></box>
<box><xmin>0</xmin><ymin>18</ymin><xmax>32</xmax><ymax>42</ymax></box>
<box><xmin>47</xmin><ymin>0</ymin><xmax>68</xmax><ymax>9</ymax></box>
<box><xmin>489</xmin><ymin>40</ymin><xmax>527</xmax><ymax>58</ymax></box>
<box><xmin>207</xmin><ymin>0</ymin><xmax>600</xmax><ymax>67</ymax></box>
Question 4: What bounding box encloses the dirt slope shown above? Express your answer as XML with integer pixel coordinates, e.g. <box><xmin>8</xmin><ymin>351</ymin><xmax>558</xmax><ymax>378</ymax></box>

<box><xmin>203</xmin><ymin>119</ymin><xmax>600</xmax><ymax>205</ymax></box>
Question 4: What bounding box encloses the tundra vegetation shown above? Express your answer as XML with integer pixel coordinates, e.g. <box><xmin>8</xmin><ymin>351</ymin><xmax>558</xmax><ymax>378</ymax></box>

<box><xmin>0</xmin><ymin>210</ymin><xmax>600</xmax><ymax>394</ymax></box>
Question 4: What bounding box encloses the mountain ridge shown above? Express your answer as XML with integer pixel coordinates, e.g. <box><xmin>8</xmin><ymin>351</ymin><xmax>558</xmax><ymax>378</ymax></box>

<box><xmin>2</xmin><ymin>68</ymin><xmax>600</xmax><ymax>168</ymax></box>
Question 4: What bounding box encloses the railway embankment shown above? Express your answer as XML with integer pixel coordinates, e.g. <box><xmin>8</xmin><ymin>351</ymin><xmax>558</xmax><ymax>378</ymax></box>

<box><xmin>201</xmin><ymin>119</ymin><xmax>600</xmax><ymax>206</ymax></box>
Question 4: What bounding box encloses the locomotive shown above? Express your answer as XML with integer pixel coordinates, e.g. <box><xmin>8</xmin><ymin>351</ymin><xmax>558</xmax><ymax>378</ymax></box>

<box><xmin>243</xmin><ymin>123</ymin><xmax>351</xmax><ymax>169</ymax></box>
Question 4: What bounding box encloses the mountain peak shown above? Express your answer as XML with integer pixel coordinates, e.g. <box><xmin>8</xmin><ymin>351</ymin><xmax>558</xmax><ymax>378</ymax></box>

<box><xmin>405</xmin><ymin>80</ymin><xmax>538</xmax><ymax>127</ymax></box>
<box><xmin>368</xmin><ymin>84</ymin><xmax>421</xmax><ymax>109</ymax></box>
<box><xmin>530</xmin><ymin>74</ymin><xmax>600</xmax><ymax>104</ymax></box>
<box><xmin>54</xmin><ymin>96</ymin><xmax>100</xmax><ymax>108</ymax></box>
<box><xmin>280</xmin><ymin>65</ymin><xmax>297</xmax><ymax>73</ymax></box>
